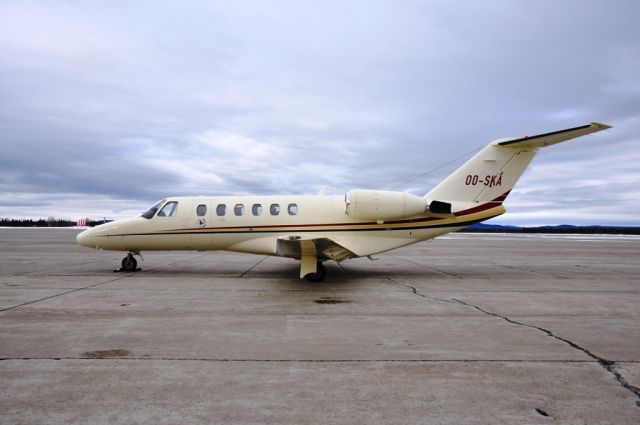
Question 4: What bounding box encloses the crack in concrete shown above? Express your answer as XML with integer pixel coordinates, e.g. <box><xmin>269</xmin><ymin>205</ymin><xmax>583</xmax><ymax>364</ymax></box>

<box><xmin>388</xmin><ymin>278</ymin><xmax>461</xmax><ymax>307</ymax></box>
<box><xmin>447</xmin><ymin>297</ymin><xmax>640</xmax><ymax>406</ymax></box>
<box><xmin>393</xmin><ymin>278</ymin><xmax>640</xmax><ymax>408</ymax></box>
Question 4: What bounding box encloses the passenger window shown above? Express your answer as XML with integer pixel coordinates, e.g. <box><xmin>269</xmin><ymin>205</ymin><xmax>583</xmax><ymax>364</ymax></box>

<box><xmin>196</xmin><ymin>204</ymin><xmax>206</xmax><ymax>217</ymax></box>
<box><xmin>288</xmin><ymin>203</ymin><xmax>298</xmax><ymax>215</ymax></box>
<box><xmin>270</xmin><ymin>203</ymin><xmax>280</xmax><ymax>215</ymax></box>
<box><xmin>157</xmin><ymin>201</ymin><xmax>178</xmax><ymax>217</ymax></box>
<box><xmin>252</xmin><ymin>204</ymin><xmax>262</xmax><ymax>216</ymax></box>
<box><xmin>234</xmin><ymin>204</ymin><xmax>244</xmax><ymax>216</ymax></box>
<box><xmin>216</xmin><ymin>204</ymin><xmax>226</xmax><ymax>216</ymax></box>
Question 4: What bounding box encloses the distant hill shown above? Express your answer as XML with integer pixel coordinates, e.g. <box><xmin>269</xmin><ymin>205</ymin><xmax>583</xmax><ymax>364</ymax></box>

<box><xmin>462</xmin><ymin>223</ymin><xmax>640</xmax><ymax>235</ymax></box>
<box><xmin>465</xmin><ymin>223</ymin><xmax>520</xmax><ymax>231</ymax></box>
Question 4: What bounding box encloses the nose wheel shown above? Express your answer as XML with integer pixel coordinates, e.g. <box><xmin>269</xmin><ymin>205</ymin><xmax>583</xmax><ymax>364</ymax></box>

<box><xmin>116</xmin><ymin>252</ymin><xmax>142</xmax><ymax>272</ymax></box>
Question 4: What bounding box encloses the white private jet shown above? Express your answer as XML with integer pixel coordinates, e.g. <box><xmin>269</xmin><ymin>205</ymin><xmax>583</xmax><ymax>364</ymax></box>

<box><xmin>77</xmin><ymin>122</ymin><xmax>611</xmax><ymax>281</ymax></box>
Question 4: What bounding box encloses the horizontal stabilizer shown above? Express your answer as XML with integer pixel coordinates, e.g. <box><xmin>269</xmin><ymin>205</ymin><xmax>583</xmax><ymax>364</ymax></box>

<box><xmin>495</xmin><ymin>122</ymin><xmax>611</xmax><ymax>149</ymax></box>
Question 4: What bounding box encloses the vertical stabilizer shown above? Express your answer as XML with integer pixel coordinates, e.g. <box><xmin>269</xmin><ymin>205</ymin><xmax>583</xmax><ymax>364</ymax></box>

<box><xmin>424</xmin><ymin>122</ymin><xmax>611</xmax><ymax>206</ymax></box>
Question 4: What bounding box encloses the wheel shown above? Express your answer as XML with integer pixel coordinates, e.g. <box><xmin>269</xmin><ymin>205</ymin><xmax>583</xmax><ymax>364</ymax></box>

<box><xmin>305</xmin><ymin>262</ymin><xmax>327</xmax><ymax>282</ymax></box>
<box><xmin>121</xmin><ymin>254</ymin><xmax>137</xmax><ymax>271</ymax></box>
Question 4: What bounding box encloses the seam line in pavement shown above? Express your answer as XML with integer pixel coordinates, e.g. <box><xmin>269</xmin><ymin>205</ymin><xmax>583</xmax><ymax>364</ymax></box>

<box><xmin>0</xmin><ymin>357</ymin><xmax>620</xmax><ymax>363</ymax></box>
<box><xmin>0</xmin><ymin>258</ymin><xmax>190</xmax><ymax>313</ymax></box>
<box><xmin>489</xmin><ymin>262</ymin><xmax>569</xmax><ymax>279</ymax></box>
<box><xmin>240</xmin><ymin>256</ymin><xmax>268</xmax><ymax>278</ymax></box>
<box><xmin>397</xmin><ymin>258</ymin><xmax>463</xmax><ymax>279</ymax></box>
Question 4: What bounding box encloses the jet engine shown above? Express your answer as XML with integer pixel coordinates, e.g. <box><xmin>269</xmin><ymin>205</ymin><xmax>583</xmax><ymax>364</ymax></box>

<box><xmin>344</xmin><ymin>190</ymin><xmax>427</xmax><ymax>221</ymax></box>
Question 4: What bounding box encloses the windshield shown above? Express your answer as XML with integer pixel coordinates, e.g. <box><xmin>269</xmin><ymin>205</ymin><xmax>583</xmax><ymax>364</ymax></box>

<box><xmin>140</xmin><ymin>200</ymin><xmax>164</xmax><ymax>219</ymax></box>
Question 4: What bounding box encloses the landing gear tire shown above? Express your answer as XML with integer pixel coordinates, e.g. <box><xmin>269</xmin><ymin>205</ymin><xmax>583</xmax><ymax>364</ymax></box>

<box><xmin>121</xmin><ymin>254</ymin><xmax>137</xmax><ymax>272</ymax></box>
<box><xmin>305</xmin><ymin>262</ymin><xmax>327</xmax><ymax>282</ymax></box>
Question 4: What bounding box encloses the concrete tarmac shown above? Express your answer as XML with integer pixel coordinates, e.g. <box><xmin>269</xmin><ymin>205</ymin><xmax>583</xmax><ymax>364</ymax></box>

<box><xmin>0</xmin><ymin>228</ymin><xmax>639</xmax><ymax>424</ymax></box>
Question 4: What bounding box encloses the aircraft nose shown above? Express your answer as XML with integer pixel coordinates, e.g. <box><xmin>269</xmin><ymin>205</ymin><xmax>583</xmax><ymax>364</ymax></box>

<box><xmin>76</xmin><ymin>228</ymin><xmax>97</xmax><ymax>248</ymax></box>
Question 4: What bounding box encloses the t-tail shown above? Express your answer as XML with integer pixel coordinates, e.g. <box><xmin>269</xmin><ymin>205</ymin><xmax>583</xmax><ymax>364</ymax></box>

<box><xmin>424</xmin><ymin>122</ymin><xmax>611</xmax><ymax>220</ymax></box>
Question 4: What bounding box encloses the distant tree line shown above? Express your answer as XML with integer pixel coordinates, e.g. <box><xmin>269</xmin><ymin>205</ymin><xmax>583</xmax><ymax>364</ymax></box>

<box><xmin>0</xmin><ymin>217</ymin><xmax>110</xmax><ymax>227</ymax></box>
<box><xmin>0</xmin><ymin>217</ymin><xmax>76</xmax><ymax>227</ymax></box>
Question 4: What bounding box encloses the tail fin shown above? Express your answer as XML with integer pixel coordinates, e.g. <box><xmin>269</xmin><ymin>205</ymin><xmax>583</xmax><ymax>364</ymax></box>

<box><xmin>425</xmin><ymin>122</ymin><xmax>611</xmax><ymax>208</ymax></box>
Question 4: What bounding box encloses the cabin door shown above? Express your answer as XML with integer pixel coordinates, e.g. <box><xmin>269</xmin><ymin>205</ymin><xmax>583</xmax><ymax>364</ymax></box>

<box><xmin>191</xmin><ymin>200</ymin><xmax>215</xmax><ymax>250</ymax></box>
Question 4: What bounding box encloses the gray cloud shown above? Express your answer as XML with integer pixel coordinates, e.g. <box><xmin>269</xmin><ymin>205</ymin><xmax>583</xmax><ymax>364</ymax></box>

<box><xmin>0</xmin><ymin>0</ymin><xmax>638</xmax><ymax>224</ymax></box>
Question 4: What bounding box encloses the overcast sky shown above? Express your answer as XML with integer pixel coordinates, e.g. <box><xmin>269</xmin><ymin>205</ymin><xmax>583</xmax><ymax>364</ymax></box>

<box><xmin>1</xmin><ymin>1</ymin><xmax>638</xmax><ymax>225</ymax></box>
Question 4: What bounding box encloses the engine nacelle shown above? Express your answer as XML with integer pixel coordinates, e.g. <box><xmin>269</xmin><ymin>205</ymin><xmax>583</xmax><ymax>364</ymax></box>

<box><xmin>345</xmin><ymin>189</ymin><xmax>427</xmax><ymax>222</ymax></box>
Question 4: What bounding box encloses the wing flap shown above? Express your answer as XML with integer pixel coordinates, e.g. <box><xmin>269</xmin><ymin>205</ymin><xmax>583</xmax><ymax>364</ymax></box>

<box><xmin>495</xmin><ymin>122</ymin><xmax>611</xmax><ymax>149</ymax></box>
<box><xmin>276</xmin><ymin>236</ymin><xmax>357</xmax><ymax>262</ymax></box>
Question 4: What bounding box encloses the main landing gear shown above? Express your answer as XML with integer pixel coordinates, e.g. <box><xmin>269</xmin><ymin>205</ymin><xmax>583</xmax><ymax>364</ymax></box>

<box><xmin>305</xmin><ymin>262</ymin><xmax>327</xmax><ymax>282</ymax></box>
<box><xmin>117</xmin><ymin>252</ymin><xmax>142</xmax><ymax>272</ymax></box>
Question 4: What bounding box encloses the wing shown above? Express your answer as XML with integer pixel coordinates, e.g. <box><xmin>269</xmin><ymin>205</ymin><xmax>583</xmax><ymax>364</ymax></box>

<box><xmin>495</xmin><ymin>121</ymin><xmax>611</xmax><ymax>149</ymax></box>
<box><xmin>276</xmin><ymin>236</ymin><xmax>357</xmax><ymax>262</ymax></box>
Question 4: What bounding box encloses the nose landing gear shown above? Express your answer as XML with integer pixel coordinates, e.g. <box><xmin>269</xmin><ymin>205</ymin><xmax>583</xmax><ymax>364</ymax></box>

<box><xmin>116</xmin><ymin>252</ymin><xmax>142</xmax><ymax>272</ymax></box>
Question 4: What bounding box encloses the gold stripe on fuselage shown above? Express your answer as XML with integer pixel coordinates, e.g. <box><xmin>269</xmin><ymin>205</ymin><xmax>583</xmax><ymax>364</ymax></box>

<box><xmin>156</xmin><ymin>205</ymin><xmax>505</xmax><ymax>235</ymax></box>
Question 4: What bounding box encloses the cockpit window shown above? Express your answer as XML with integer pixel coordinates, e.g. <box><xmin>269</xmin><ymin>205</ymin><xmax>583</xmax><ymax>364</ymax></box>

<box><xmin>141</xmin><ymin>200</ymin><xmax>164</xmax><ymax>219</ymax></box>
<box><xmin>157</xmin><ymin>201</ymin><xmax>178</xmax><ymax>217</ymax></box>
